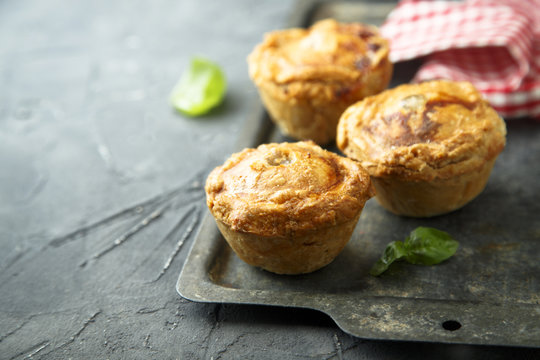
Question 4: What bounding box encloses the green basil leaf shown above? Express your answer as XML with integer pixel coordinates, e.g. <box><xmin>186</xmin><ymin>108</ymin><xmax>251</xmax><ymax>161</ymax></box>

<box><xmin>370</xmin><ymin>227</ymin><xmax>459</xmax><ymax>276</ymax></box>
<box><xmin>369</xmin><ymin>240</ymin><xmax>408</xmax><ymax>276</ymax></box>
<box><xmin>170</xmin><ymin>57</ymin><xmax>226</xmax><ymax>116</ymax></box>
<box><xmin>404</xmin><ymin>227</ymin><xmax>459</xmax><ymax>265</ymax></box>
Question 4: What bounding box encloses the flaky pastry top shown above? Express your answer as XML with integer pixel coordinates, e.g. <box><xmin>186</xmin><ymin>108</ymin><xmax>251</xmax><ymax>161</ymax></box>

<box><xmin>247</xmin><ymin>19</ymin><xmax>390</xmax><ymax>86</ymax></box>
<box><xmin>205</xmin><ymin>141</ymin><xmax>374</xmax><ymax>237</ymax></box>
<box><xmin>337</xmin><ymin>81</ymin><xmax>507</xmax><ymax>181</ymax></box>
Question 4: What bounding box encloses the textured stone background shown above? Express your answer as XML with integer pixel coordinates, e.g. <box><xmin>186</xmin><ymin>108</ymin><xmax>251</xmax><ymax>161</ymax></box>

<box><xmin>1</xmin><ymin>0</ymin><xmax>539</xmax><ymax>359</ymax></box>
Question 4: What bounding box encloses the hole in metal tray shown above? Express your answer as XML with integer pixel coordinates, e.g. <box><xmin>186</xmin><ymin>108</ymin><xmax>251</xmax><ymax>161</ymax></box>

<box><xmin>442</xmin><ymin>320</ymin><xmax>462</xmax><ymax>331</ymax></box>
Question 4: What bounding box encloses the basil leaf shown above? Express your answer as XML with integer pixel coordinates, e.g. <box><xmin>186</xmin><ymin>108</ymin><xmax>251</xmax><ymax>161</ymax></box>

<box><xmin>170</xmin><ymin>57</ymin><xmax>226</xmax><ymax>116</ymax></box>
<box><xmin>370</xmin><ymin>227</ymin><xmax>458</xmax><ymax>276</ymax></box>
<box><xmin>404</xmin><ymin>227</ymin><xmax>459</xmax><ymax>265</ymax></box>
<box><xmin>369</xmin><ymin>240</ymin><xmax>408</xmax><ymax>276</ymax></box>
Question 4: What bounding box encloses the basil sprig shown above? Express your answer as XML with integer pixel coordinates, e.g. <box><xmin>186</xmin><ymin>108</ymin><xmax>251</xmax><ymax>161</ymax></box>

<box><xmin>370</xmin><ymin>227</ymin><xmax>459</xmax><ymax>276</ymax></box>
<box><xmin>170</xmin><ymin>57</ymin><xmax>226</xmax><ymax>116</ymax></box>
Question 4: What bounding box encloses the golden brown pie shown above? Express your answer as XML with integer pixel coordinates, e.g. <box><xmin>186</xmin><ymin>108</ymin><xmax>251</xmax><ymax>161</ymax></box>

<box><xmin>247</xmin><ymin>19</ymin><xmax>392</xmax><ymax>145</ymax></box>
<box><xmin>205</xmin><ymin>141</ymin><xmax>374</xmax><ymax>274</ymax></box>
<box><xmin>337</xmin><ymin>80</ymin><xmax>507</xmax><ymax>217</ymax></box>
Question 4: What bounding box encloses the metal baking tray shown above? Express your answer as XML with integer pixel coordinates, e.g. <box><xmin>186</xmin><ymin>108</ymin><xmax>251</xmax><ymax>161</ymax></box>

<box><xmin>177</xmin><ymin>0</ymin><xmax>540</xmax><ymax>347</ymax></box>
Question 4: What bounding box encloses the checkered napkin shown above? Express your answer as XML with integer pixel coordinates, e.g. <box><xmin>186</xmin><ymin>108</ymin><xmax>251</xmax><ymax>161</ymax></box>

<box><xmin>380</xmin><ymin>0</ymin><xmax>540</xmax><ymax>119</ymax></box>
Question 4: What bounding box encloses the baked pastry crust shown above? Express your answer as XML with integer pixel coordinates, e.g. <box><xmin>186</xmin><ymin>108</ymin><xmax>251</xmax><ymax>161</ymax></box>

<box><xmin>337</xmin><ymin>80</ymin><xmax>506</xmax><ymax>217</ymax></box>
<box><xmin>205</xmin><ymin>141</ymin><xmax>374</xmax><ymax>274</ymax></box>
<box><xmin>248</xmin><ymin>19</ymin><xmax>392</xmax><ymax>144</ymax></box>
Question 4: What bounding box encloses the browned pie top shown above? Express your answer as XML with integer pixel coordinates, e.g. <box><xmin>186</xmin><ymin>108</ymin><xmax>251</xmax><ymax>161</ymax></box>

<box><xmin>337</xmin><ymin>80</ymin><xmax>507</xmax><ymax>181</ymax></box>
<box><xmin>247</xmin><ymin>19</ymin><xmax>390</xmax><ymax>101</ymax></box>
<box><xmin>205</xmin><ymin>141</ymin><xmax>374</xmax><ymax>237</ymax></box>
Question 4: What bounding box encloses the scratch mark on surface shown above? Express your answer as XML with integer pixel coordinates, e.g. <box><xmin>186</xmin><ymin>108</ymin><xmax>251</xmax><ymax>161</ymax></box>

<box><xmin>0</xmin><ymin>307</ymin><xmax>98</xmax><ymax>346</ymax></box>
<box><xmin>46</xmin><ymin>166</ymin><xmax>206</xmax><ymax>250</ymax></box>
<box><xmin>70</xmin><ymin>310</ymin><xmax>101</xmax><ymax>341</ymax></box>
<box><xmin>157</xmin><ymin>205</ymin><xmax>194</xmax><ymax>248</ymax></box>
<box><xmin>80</xmin><ymin>205</ymin><xmax>168</xmax><ymax>267</ymax></box>
<box><xmin>26</xmin><ymin>341</ymin><xmax>50</xmax><ymax>358</ymax></box>
<box><xmin>143</xmin><ymin>334</ymin><xmax>151</xmax><ymax>348</ymax></box>
<box><xmin>201</xmin><ymin>304</ymin><xmax>222</xmax><ymax>359</ymax></box>
<box><xmin>2</xmin><ymin>309</ymin><xmax>105</xmax><ymax>359</ymax></box>
<box><xmin>7</xmin><ymin>340</ymin><xmax>50</xmax><ymax>360</ymax></box>
<box><xmin>135</xmin><ymin>299</ymin><xmax>178</xmax><ymax>316</ymax></box>
<box><xmin>340</xmin><ymin>343</ymin><xmax>361</xmax><ymax>357</ymax></box>
<box><xmin>47</xmin><ymin>185</ymin><xmax>183</xmax><ymax>248</ymax></box>
<box><xmin>153</xmin><ymin>206</ymin><xmax>200</xmax><ymax>282</ymax></box>
<box><xmin>165</xmin><ymin>320</ymin><xmax>178</xmax><ymax>330</ymax></box>
<box><xmin>323</xmin><ymin>342</ymin><xmax>362</xmax><ymax>360</ymax></box>
<box><xmin>64</xmin><ymin>311</ymin><xmax>101</xmax><ymax>348</ymax></box>
<box><xmin>0</xmin><ymin>318</ymin><xmax>31</xmax><ymax>343</ymax></box>
<box><xmin>332</xmin><ymin>333</ymin><xmax>343</xmax><ymax>360</ymax></box>
<box><xmin>136</xmin><ymin>305</ymin><xmax>166</xmax><ymax>314</ymax></box>
<box><xmin>0</xmin><ymin>249</ymin><xmax>28</xmax><ymax>273</ymax></box>
<box><xmin>128</xmin><ymin>205</ymin><xmax>194</xmax><ymax>277</ymax></box>
<box><xmin>42</xmin><ymin>310</ymin><xmax>102</xmax><ymax>357</ymax></box>
<box><xmin>214</xmin><ymin>333</ymin><xmax>247</xmax><ymax>360</ymax></box>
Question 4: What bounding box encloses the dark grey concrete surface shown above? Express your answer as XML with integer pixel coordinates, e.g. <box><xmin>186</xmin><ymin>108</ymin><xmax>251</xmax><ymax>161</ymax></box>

<box><xmin>1</xmin><ymin>0</ymin><xmax>539</xmax><ymax>359</ymax></box>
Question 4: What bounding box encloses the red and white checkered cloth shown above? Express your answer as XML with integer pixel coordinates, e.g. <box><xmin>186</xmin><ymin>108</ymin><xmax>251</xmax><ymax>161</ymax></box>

<box><xmin>380</xmin><ymin>0</ymin><xmax>540</xmax><ymax>119</ymax></box>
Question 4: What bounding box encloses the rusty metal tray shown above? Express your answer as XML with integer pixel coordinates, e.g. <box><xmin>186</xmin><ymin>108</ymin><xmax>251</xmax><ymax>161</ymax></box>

<box><xmin>177</xmin><ymin>0</ymin><xmax>540</xmax><ymax>347</ymax></box>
